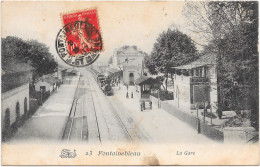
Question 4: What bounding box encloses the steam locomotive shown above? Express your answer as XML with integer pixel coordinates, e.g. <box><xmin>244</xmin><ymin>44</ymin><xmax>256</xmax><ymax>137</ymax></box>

<box><xmin>95</xmin><ymin>74</ymin><xmax>113</xmax><ymax>96</ymax></box>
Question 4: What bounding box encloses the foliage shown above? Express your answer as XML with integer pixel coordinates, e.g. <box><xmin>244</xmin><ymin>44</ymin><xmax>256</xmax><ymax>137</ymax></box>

<box><xmin>223</xmin><ymin>115</ymin><xmax>251</xmax><ymax>128</ymax></box>
<box><xmin>145</xmin><ymin>29</ymin><xmax>198</xmax><ymax>91</ymax></box>
<box><xmin>146</xmin><ymin>29</ymin><xmax>198</xmax><ymax>74</ymax></box>
<box><xmin>184</xmin><ymin>2</ymin><xmax>258</xmax><ymax>128</ymax></box>
<box><xmin>2</xmin><ymin>36</ymin><xmax>58</xmax><ymax>78</ymax></box>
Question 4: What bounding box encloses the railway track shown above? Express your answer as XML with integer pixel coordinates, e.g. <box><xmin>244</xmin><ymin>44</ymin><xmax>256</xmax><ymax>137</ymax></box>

<box><xmin>88</xmin><ymin>70</ymin><xmax>134</xmax><ymax>143</ymax></box>
<box><xmin>62</xmin><ymin>71</ymin><xmax>134</xmax><ymax>143</ymax></box>
<box><xmin>86</xmin><ymin>76</ymin><xmax>101</xmax><ymax>143</ymax></box>
<box><xmin>62</xmin><ymin>76</ymin><xmax>87</xmax><ymax>142</ymax></box>
<box><xmin>110</xmin><ymin>103</ymin><xmax>134</xmax><ymax>143</ymax></box>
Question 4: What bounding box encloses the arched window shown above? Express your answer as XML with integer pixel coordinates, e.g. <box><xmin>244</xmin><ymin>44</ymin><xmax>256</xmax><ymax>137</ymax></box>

<box><xmin>24</xmin><ymin>97</ymin><xmax>28</xmax><ymax>115</ymax></box>
<box><xmin>16</xmin><ymin>102</ymin><xmax>20</xmax><ymax>121</ymax></box>
<box><xmin>2</xmin><ymin>108</ymin><xmax>11</xmax><ymax>140</ymax></box>
<box><xmin>4</xmin><ymin>109</ymin><xmax>10</xmax><ymax>129</ymax></box>
<box><xmin>129</xmin><ymin>73</ymin><xmax>134</xmax><ymax>77</ymax></box>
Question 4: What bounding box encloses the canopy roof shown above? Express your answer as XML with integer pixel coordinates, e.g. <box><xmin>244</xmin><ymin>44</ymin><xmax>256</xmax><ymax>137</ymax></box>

<box><xmin>106</xmin><ymin>67</ymin><xmax>121</xmax><ymax>73</ymax></box>
<box><xmin>135</xmin><ymin>76</ymin><xmax>153</xmax><ymax>85</ymax></box>
<box><xmin>172</xmin><ymin>53</ymin><xmax>217</xmax><ymax>70</ymax></box>
<box><xmin>66</xmin><ymin>69</ymin><xmax>78</xmax><ymax>73</ymax></box>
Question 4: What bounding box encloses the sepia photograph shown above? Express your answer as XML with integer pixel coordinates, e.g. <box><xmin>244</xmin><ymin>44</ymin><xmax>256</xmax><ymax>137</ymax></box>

<box><xmin>1</xmin><ymin>1</ymin><xmax>259</xmax><ymax>165</ymax></box>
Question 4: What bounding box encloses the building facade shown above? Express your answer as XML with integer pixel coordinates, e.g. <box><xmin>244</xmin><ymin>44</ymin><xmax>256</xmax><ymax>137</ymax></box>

<box><xmin>172</xmin><ymin>54</ymin><xmax>218</xmax><ymax>112</ymax></box>
<box><xmin>112</xmin><ymin>45</ymin><xmax>146</xmax><ymax>85</ymax></box>
<box><xmin>35</xmin><ymin>75</ymin><xmax>57</xmax><ymax>93</ymax></box>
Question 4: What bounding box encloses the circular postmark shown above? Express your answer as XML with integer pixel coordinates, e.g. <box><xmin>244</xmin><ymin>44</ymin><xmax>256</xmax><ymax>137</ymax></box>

<box><xmin>56</xmin><ymin>20</ymin><xmax>102</xmax><ymax>67</ymax></box>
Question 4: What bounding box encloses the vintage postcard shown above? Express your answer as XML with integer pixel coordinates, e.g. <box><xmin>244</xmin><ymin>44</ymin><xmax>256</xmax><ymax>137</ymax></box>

<box><xmin>1</xmin><ymin>1</ymin><xmax>259</xmax><ymax>165</ymax></box>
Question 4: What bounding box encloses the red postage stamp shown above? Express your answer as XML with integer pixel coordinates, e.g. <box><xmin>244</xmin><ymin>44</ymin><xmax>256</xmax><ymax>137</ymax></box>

<box><xmin>56</xmin><ymin>9</ymin><xmax>103</xmax><ymax>67</ymax></box>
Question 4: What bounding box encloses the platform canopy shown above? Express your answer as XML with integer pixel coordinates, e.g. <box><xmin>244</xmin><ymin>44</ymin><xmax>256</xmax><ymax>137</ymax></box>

<box><xmin>106</xmin><ymin>67</ymin><xmax>121</xmax><ymax>73</ymax></box>
<box><xmin>66</xmin><ymin>69</ymin><xmax>78</xmax><ymax>73</ymax></box>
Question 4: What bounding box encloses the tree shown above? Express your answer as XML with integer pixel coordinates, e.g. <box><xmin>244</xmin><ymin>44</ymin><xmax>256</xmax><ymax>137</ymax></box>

<box><xmin>184</xmin><ymin>2</ymin><xmax>258</xmax><ymax>128</ymax></box>
<box><xmin>2</xmin><ymin>36</ymin><xmax>30</xmax><ymax>65</ymax></box>
<box><xmin>2</xmin><ymin>36</ymin><xmax>58</xmax><ymax>78</ymax></box>
<box><xmin>26</xmin><ymin>40</ymin><xmax>58</xmax><ymax>77</ymax></box>
<box><xmin>145</xmin><ymin>29</ymin><xmax>198</xmax><ymax>91</ymax></box>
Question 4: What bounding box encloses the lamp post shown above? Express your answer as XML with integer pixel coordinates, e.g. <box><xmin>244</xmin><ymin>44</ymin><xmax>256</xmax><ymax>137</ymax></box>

<box><xmin>210</xmin><ymin>103</ymin><xmax>213</xmax><ymax>125</ymax></box>
<box><xmin>204</xmin><ymin>101</ymin><xmax>209</xmax><ymax>123</ymax></box>
<box><xmin>158</xmin><ymin>89</ymin><xmax>160</xmax><ymax>108</ymax></box>
<box><xmin>196</xmin><ymin>103</ymin><xmax>200</xmax><ymax>133</ymax></box>
<box><xmin>40</xmin><ymin>88</ymin><xmax>43</xmax><ymax>106</ymax></box>
<box><xmin>126</xmin><ymin>84</ymin><xmax>129</xmax><ymax>98</ymax></box>
<box><xmin>233</xmin><ymin>80</ymin><xmax>238</xmax><ymax>111</ymax></box>
<box><xmin>196</xmin><ymin>103</ymin><xmax>199</xmax><ymax>119</ymax></box>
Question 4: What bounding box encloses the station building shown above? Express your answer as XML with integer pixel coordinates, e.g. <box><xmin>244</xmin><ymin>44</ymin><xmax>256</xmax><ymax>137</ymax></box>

<box><xmin>1</xmin><ymin>62</ymin><xmax>33</xmax><ymax>138</ymax></box>
<box><xmin>171</xmin><ymin>54</ymin><xmax>218</xmax><ymax>112</ymax></box>
<box><xmin>112</xmin><ymin>45</ymin><xmax>147</xmax><ymax>85</ymax></box>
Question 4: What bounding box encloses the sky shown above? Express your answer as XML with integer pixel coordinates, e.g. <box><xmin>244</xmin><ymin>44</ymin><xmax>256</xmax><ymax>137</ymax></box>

<box><xmin>2</xmin><ymin>1</ymin><xmax>195</xmax><ymax>67</ymax></box>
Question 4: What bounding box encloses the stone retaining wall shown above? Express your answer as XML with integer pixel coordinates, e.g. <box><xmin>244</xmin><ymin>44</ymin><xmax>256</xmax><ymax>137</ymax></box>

<box><xmin>151</xmin><ymin>95</ymin><xmax>225</xmax><ymax>142</ymax></box>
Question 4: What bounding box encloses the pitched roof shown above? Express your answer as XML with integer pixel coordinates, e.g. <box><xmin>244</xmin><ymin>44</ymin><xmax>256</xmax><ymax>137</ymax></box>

<box><xmin>172</xmin><ymin>53</ymin><xmax>217</xmax><ymax>70</ymax></box>
<box><xmin>115</xmin><ymin>46</ymin><xmax>146</xmax><ymax>57</ymax></box>
<box><xmin>39</xmin><ymin>74</ymin><xmax>58</xmax><ymax>84</ymax></box>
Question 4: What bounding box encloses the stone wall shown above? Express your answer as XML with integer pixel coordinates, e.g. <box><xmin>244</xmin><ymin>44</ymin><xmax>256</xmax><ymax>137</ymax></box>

<box><xmin>161</xmin><ymin>100</ymin><xmax>224</xmax><ymax>142</ymax></box>
<box><xmin>1</xmin><ymin>83</ymin><xmax>30</xmax><ymax>130</ymax></box>
<box><xmin>151</xmin><ymin>95</ymin><xmax>225</xmax><ymax>142</ymax></box>
<box><xmin>223</xmin><ymin>127</ymin><xmax>256</xmax><ymax>144</ymax></box>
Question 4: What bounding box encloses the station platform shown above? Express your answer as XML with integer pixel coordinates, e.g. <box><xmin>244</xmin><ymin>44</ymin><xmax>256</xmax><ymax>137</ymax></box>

<box><xmin>10</xmin><ymin>76</ymin><xmax>80</xmax><ymax>143</ymax></box>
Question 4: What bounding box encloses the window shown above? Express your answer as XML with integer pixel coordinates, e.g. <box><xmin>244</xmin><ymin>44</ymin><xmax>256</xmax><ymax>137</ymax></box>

<box><xmin>4</xmin><ymin>109</ymin><xmax>10</xmax><ymax>129</ymax></box>
<box><xmin>3</xmin><ymin>108</ymin><xmax>11</xmax><ymax>139</ymax></box>
<box><xmin>195</xmin><ymin>68</ymin><xmax>200</xmax><ymax>76</ymax></box>
<box><xmin>144</xmin><ymin>84</ymin><xmax>150</xmax><ymax>91</ymax></box>
<box><xmin>129</xmin><ymin>73</ymin><xmax>134</xmax><ymax>77</ymax></box>
<box><xmin>40</xmin><ymin>86</ymin><xmax>46</xmax><ymax>92</ymax></box>
<box><xmin>199</xmin><ymin>68</ymin><xmax>203</xmax><ymax>77</ymax></box>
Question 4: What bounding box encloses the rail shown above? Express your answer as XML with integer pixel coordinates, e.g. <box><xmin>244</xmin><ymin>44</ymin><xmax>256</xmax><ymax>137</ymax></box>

<box><xmin>86</xmin><ymin>74</ymin><xmax>101</xmax><ymax>143</ymax></box>
<box><xmin>61</xmin><ymin>75</ymin><xmax>81</xmax><ymax>140</ymax></box>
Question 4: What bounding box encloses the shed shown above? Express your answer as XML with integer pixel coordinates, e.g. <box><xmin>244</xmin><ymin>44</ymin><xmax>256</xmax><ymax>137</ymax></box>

<box><xmin>135</xmin><ymin>76</ymin><xmax>154</xmax><ymax>100</ymax></box>
<box><xmin>35</xmin><ymin>75</ymin><xmax>58</xmax><ymax>93</ymax></box>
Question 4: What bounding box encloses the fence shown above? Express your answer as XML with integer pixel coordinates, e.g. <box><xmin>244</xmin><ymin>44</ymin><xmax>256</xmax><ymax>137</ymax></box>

<box><xmin>150</xmin><ymin>90</ymin><xmax>174</xmax><ymax>101</ymax></box>
<box><xmin>153</xmin><ymin>95</ymin><xmax>224</xmax><ymax>142</ymax></box>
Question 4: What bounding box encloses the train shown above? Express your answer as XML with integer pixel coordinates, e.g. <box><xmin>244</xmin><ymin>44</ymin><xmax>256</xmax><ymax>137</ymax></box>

<box><xmin>91</xmin><ymin>69</ymin><xmax>113</xmax><ymax>96</ymax></box>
